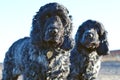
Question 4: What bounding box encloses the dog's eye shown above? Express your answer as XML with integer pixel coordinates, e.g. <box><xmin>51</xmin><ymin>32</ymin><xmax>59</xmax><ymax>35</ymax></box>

<box><xmin>45</xmin><ymin>14</ymin><xmax>51</xmax><ymax>19</ymax></box>
<box><xmin>46</xmin><ymin>15</ymin><xmax>49</xmax><ymax>18</ymax></box>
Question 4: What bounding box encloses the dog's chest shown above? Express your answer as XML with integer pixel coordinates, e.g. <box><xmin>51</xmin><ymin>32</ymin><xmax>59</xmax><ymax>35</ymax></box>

<box><xmin>29</xmin><ymin>49</ymin><xmax>70</xmax><ymax>79</ymax></box>
<box><xmin>46</xmin><ymin>50</ymin><xmax>70</xmax><ymax>79</ymax></box>
<box><xmin>82</xmin><ymin>52</ymin><xmax>101</xmax><ymax>79</ymax></box>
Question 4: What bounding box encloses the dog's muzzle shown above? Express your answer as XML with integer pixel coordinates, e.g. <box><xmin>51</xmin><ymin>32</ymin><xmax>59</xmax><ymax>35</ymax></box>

<box><xmin>81</xmin><ymin>31</ymin><xmax>100</xmax><ymax>49</ymax></box>
<box><xmin>48</xmin><ymin>28</ymin><xmax>58</xmax><ymax>36</ymax></box>
<box><xmin>44</xmin><ymin>28</ymin><xmax>60</xmax><ymax>42</ymax></box>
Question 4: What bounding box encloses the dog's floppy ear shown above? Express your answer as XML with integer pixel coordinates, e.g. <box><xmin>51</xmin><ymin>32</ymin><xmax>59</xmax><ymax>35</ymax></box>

<box><xmin>96</xmin><ymin>23</ymin><xmax>110</xmax><ymax>55</ymax></box>
<box><xmin>30</xmin><ymin>10</ymin><xmax>45</xmax><ymax>48</ymax></box>
<box><xmin>60</xmin><ymin>35</ymin><xmax>74</xmax><ymax>51</ymax></box>
<box><xmin>60</xmin><ymin>18</ymin><xmax>74</xmax><ymax>51</ymax></box>
<box><xmin>75</xmin><ymin>24</ymin><xmax>85</xmax><ymax>49</ymax></box>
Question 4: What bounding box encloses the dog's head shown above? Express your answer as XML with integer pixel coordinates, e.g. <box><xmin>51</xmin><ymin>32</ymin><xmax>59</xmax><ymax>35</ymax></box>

<box><xmin>75</xmin><ymin>20</ymin><xmax>110</xmax><ymax>55</ymax></box>
<box><xmin>30</xmin><ymin>2</ymin><xmax>74</xmax><ymax>50</ymax></box>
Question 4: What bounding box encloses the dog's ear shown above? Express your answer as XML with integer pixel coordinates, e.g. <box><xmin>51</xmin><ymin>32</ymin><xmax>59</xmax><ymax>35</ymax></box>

<box><xmin>96</xmin><ymin>30</ymin><xmax>110</xmax><ymax>56</ymax></box>
<box><xmin>60</xmin><ymin>15</ymin><xmax>74</xmax><ymax>51</ymax></box>
<box><xmin>75</xmin><ymin>25</ymin><xmax>85</xmax><ymax>48</ymax></box>
<box><xmin>61</xmin><ymin>18</ymin><xmax>74</xmax><ymax>50</ymax></box>
<box><xmin>60</xmin><ymin>35</ymin><xmax>74</xmax><ymax>51</ymax></box>
<box><xmin>93</xmin><ymin>21</ymin><xmax>110</xmax><ymax>55</ymax></box>
<box><xmin>30</xmin><ymin>13</ymin><xmax>45</xmax><ymax>48</ymax></box>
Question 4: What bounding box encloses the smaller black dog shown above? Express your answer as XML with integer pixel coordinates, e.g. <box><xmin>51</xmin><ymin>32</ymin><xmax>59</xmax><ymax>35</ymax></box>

<box><xmin>68</xmin><ymin>20</ymin><xmax>110</xmax><ymax>80</ymax></box>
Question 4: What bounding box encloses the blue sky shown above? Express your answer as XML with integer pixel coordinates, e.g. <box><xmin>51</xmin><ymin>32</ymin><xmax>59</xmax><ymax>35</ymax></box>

<box><xmin>0</xmin><ymin>0</ymin><xmax>120</xmax><ymax>62</ymax></box>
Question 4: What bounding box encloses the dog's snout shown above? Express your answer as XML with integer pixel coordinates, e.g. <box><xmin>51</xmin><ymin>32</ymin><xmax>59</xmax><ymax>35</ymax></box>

<box><xmin>49</xmin><ymin>28</ymin><xmax>58</xmax><ymax>35</ymax></box>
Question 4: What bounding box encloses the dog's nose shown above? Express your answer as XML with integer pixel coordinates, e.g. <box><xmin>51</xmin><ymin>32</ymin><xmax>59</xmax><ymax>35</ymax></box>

<box><xmin>49</xmin><ymin>29</ymin><xmax>58</xmax><ymax>35</ymax></box>
<box><xmin>88</xmin><ymin>33</ymin><xmax>93</xmax><ymax>38</ymax></box>
<box><xmin>86</xmin><ymin>33</ymin><xmax>93</xmax><ymax>38</ymax></box>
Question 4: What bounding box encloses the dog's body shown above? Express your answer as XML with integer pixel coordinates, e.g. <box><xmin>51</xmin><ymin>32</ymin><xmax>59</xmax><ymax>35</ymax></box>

<box><xmin>68</xmin><ymin>47</ymin><xmax>102</xmax><ymax>80</ymax></box>
<box><xmin>68</xmin><ymin>20</ymin><xmax>109</xmax><ymax>80</ymax></box>
<box><xmin>3</xmin><ymin>37</ymin><xmax>70</xmax><ymax>80</ymax></box>
<box><xmin>2</xmin><ymin>3</ymin><xmax>73</xmax><ymax>80</ymax></box>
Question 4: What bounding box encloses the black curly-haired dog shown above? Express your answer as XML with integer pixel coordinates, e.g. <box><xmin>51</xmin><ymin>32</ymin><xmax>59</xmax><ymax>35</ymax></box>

<box><xmin>2</xmin><ymin>2</ymin><xmax>74</xmax><ymax>80</ymax></box>
<box><xmin>68</xmin><ymin>20</ymin><xmax>110</xmax><ymax>80</ymax></box>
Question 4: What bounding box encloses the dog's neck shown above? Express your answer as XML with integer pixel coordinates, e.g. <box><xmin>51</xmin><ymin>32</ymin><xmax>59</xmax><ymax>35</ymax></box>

<box><xmin>34</xmin><ymin>46</ymin><xmax>67</xmax><ymax>59</ymax></box>
<box><xmin>45</xmin><ymin>48</ymin><xmax>70</xmax><ymax>79</ymax></box>
<box><xmin>46</xmin><ymin>48</ymin><xmax>68</xmax><ymax>60</ymax></box>
<box><xmin>74</xmin><ymin>45</ymin><xmax>100</xmax><ymax>63</ymax></box>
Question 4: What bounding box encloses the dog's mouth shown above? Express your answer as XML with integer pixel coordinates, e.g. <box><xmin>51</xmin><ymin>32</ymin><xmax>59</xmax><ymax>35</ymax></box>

<box><xmin>81</xmin><ymin>36</ymin><xmax>99</xmax><ymax>49</ymax></box>
<box><xmin>83</xmin><ymin>40</ymin><xmax>100</xmax><ymax>49</ymax></box>
<box><xmin>44</xmin><ymin>28</ymin><xmax>64</xmax><ymax>44</ymax></box>
<box><xmin>86</xmin><ymin>42</ymin><xmax>98</xmax><ymax>49</ymax></box>
<box><xmin>45</xmin><ymin>37</ymin><xmax>62</xmax><ymax>48</ymax></box>
<box><xmin>44</xmin><ymin>35</ymin><xmax>62</xmax><ymax>45</ymax></box>
<box><xmin>45</xmin><ymin>36</ymin><xmax>60</xmax><ymax>43</ymax></box>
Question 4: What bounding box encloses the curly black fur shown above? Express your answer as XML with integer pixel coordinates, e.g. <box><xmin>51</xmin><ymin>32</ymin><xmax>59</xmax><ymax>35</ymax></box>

<box><xmin>68</xmin><ymin>20</ymin><xmax>110</xmax><ymax>80</ymax></box>
<box><xmin>2</xmin><ymin>2</ymin><xmax>74</xmax><ymax>80</ymax></box>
